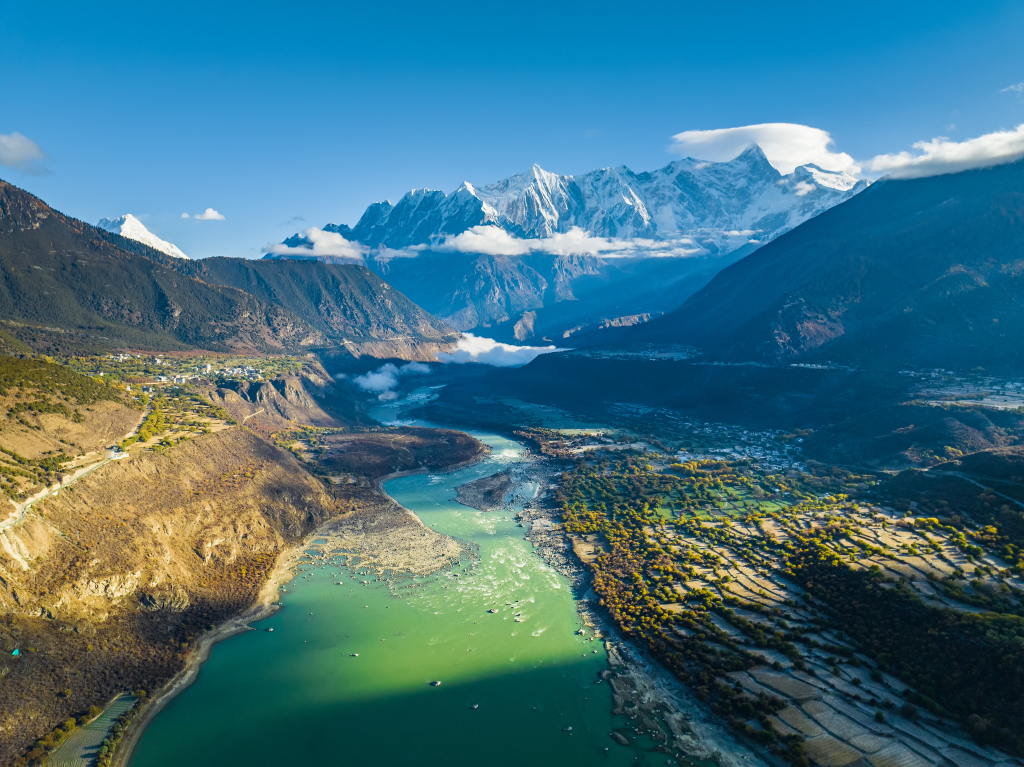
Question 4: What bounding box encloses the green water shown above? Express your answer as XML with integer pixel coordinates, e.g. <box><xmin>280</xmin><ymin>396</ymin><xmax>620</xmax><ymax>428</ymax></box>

<box><xmin>128</xmin><ymin>414</ymin><xmax>659</xmax><ymax>767</ymax></box>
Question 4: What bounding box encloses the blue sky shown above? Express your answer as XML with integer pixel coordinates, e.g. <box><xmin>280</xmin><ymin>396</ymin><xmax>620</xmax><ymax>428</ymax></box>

<box><xmin>1</xmin><ymin>0</ymin><xmax>1023</xmax><ymax>258</ymax></box>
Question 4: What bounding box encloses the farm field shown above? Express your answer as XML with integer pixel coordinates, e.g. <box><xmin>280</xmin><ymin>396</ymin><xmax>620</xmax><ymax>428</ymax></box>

<box><xmin>46</xmin><ymin>695</ymin><xmax>138</xmax><ymax>767</ymax></box>
<box><xmin>555</xmin><ymin>449</ymin><xmax>1024</xmax><ymax>766</ymax></box>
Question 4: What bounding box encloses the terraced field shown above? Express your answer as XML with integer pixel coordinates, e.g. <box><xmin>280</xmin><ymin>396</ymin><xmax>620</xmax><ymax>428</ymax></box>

<box><xmin>46</xmin><ymin>695</ymin><xmax>137</xmax><ymax>767</ymax></box>
<box><xmin>558</xmin><ymin>453</ymin><xmax>1024</xmax><ymax>766</ymax></box>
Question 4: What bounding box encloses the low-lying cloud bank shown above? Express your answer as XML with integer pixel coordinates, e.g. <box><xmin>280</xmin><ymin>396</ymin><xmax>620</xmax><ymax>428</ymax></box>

<box><xmin>351</xmin><ymin>361</ymin><xmax>431</xmax><ymax>401</ymax></box>
<box><xmin>863</xmin><ymin>124</ymin><xmax>1024</xmax><ymax>178</ymax></box>
<box><xmin>436</xmin><ymin>226</ymin><xmax>708</xmax><ymax>259</ymax></box>
<box><xmin>436</xmin><ymin>333</ymin><xmax>560</xmax><ymax>367</ymax></box>
<box><xmin>265</xmin><ymin>225</ymin><xmax>710</xmax><ymax>261</ymax></box>
<box><xmin>265</xmin><ymin>227</ymin><xmax>369</xmax><ymax>261</ymax></box>
<box><xmin>346</xmin><ymin>336</ymin><xmax>559</xmax><ymax>400</ymax></box>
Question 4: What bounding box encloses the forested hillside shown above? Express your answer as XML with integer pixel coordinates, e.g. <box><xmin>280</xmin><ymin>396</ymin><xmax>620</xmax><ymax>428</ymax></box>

<box><xmin>0</xmin><ymin>179</ymin><xmax>456</xmax><ymax>360</ymax></box>
<box><xmin>630</xmin><ymin>158</ymin><xmax>1024</xmax><ymax>370</ymax></box>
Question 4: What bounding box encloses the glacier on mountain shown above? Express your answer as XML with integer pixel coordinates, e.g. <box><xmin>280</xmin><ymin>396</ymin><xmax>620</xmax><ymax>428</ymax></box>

<box><xmin>97</xmin><ymin>214</ymin><xmax>189</xmax><ymax>259</ymax></box>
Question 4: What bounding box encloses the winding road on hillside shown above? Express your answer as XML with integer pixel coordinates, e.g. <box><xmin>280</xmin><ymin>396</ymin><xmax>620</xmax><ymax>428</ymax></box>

<box><xmin>0</xmin><ymin>400</ymin><xmax>152</xmax><ymax>535</ymax></box>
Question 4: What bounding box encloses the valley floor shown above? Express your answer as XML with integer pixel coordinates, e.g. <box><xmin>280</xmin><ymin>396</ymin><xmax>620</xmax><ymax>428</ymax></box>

<box><xmin>411</xmin><ymin>386</ymin><xmax>1024</xmax><ymax>766</ymax></box>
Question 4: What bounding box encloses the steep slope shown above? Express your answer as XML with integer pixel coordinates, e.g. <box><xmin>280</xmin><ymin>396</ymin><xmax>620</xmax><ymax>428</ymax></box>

<box><xmin>96</xmin><ymin>214</ymin><xmax>188</xmax><ymax>259</ymax></box>
<box><xmin>0</xmin><ymin>180</ymin><xmax>322</xmax><ymax>353</ymax></box>
<box><xmin>634</xmin><ymin>157</ymin><xmax>1024</xmax><ymax>370</ymax></box>
<box><xmin>166</xmin><ymin>257</ymin><xmax>459</xmax><ymax>360</ymax></box>
<box><xmin>0</xmin><ymin>179</ymin><xmax>455</xmax><ymax>359</ymax></box>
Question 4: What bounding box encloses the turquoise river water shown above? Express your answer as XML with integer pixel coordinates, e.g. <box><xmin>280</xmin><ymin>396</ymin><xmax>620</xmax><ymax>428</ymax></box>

<box><xmin>128</xmin><ymin>404</ymin><xmax>660</xmax><ymax>766</ymax></box>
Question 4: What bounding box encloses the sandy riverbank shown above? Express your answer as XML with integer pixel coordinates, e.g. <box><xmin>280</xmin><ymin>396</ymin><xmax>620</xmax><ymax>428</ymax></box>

<box><xmin>312</xmin><ymin>449</ymin><xmax>492</xmax><ymax>577</ymax></box>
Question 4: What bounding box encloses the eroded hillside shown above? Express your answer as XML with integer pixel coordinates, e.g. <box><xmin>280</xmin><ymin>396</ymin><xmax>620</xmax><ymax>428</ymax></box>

<box><xmin>0</xmin><ymin>353</ymin><xmax>486</xmax><ymax>765</ymax></box>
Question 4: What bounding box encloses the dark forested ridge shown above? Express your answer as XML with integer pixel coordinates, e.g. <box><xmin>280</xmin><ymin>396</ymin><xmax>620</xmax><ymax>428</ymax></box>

<box><xmin>165</xmin><ymin>256</ymin><xmax>458</xmax><ymax>348</ymax></box>
<box><xmin>0</xmin><ymin>180</ymin><xmax>324</xmax><ymax>353</ymax></box>
<box><xmin>628</xmin><ymin>158</ymin><xmax>1024</xmax><ymax>370</ymax></box>
<box><xmin>0</xmin><ymin>179</ymin><xmax>456</xmax><ymax>358</ymax></box>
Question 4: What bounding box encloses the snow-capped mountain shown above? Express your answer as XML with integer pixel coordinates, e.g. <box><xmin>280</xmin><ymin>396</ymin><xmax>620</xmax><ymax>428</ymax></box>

<box><xmin>317</xmin><ymin>145</ymin><xmax>865</xmax><ymax>255</ymax></box>
<box><xmin>97</xmin><ymin>214</ymin><xmax>188</xmax><ymax>259</ymax></box>
<box><xmin>267</xmin><ymin>145</ymin><xmax>867</xmax><ymax>343</ymax></box>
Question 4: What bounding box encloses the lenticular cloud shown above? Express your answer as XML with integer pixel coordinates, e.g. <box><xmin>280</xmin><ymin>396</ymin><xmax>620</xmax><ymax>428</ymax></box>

<box><xmin>436</xmin><ymin>333</ymin><xmax>561</xmax><ymax>367</ymax></box>
<box><xmin>669</xmin><ymin>123</ymin><xmax>858</xmax><ymax>175</ymax></box>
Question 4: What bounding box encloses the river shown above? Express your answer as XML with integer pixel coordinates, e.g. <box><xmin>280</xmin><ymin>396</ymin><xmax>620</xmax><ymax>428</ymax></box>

<box><xmin>127</xmin><ymin>393</ymin><xmax>659</xmax><ymax>766</ymax></box>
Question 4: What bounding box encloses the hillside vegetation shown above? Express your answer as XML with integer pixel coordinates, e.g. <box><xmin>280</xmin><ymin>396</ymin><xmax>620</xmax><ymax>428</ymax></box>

<box><xmin>0</xmin><ymin>179</ymin><xmax>456</xmax><ymax>360</ymax></box>
<box><xmin>0</xmin><ymin>349</ymin><xmax>488</xmax><ymax>764</ymax></box>
<box><xmin>167</xmin><ymin>257</ymin><xmax>459</xmax><ymax>360</ymax></box>
<box><xmin>557</xmin><ymin>452</ymin><xmax>1024</xmax><ymax>763</ymax></box>
<box><xmin>0</xmin><ymin>357</ymin><xmax>138</xmax><ymax>499</ymax></box>
<box><xmin>0</xmin><ymin>428</ymin><xmax>343</xmax><ymax>764</ymax></box>
<box><xmin>632</xmin><ymin>157</ymin><xmax>1024</xmax><ymax>370</ymax></box>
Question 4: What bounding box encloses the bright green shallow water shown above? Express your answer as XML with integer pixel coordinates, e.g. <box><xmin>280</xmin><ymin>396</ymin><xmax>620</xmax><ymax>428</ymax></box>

<box><xmin>128</xmin><ymin>425</ymin><xmax>656</xmax><ymax>767</ymax></box>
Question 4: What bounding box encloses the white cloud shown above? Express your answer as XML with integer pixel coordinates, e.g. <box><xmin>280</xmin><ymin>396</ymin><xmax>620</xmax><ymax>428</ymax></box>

<box><xmin>181</xmin><ymin>212</ymin><xmax>190</xmax><ymax>219</ymax></box>
<box><xmin>669</xmin><ymin>123</ymin><xmax>858</xmax><ymax>175</ymax></box>
<box><xmin>436</xmin><ymin>333</ymin><xmax>561</xmax><ymax>367</ymax></box>
<box><xmin>1000</xmin><ymin>83</ymin><xmax>1024</xmax><ymax>94</ymax></box>
<box><xmin>863</xmin><ymin>124</ymin><xmax>1024</xmax><ymax>178</ymax></box>
<box><xmin>264</xmin><ymin>227</ymin><xmax>370</xmax><ymax>261</ymax></box>
<box><xmin>0</xmin><ymin>132</ymin><xmax>48</xmax><ymax>174</ymax></box>
<box><xmin>352</xmin><ymin>362</ymin><xmax>431</xmax><ymax>400</ymax></box>
<box><xmin>442</xmin><ymin>226</ymin><xmax>534</xmax><ymax>256</ymax></box>
<box><xmin>793</xmin><ymin>181</ymin><xmax>816</xmax><ymax>197</ymax></box>
<box><xmin>194</xmin><ymin>207</ymin><xmax>225</xmax><ymax>220</ymax></box>
<box><xmin>435</xmin><ymin>225</ymin><xmax>705</xmax><ymax>259</ymax></box>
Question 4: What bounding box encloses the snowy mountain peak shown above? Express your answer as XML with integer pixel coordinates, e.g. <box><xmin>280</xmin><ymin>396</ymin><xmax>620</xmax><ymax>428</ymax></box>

<box><xmin>285</xmin><ymin>147</ymin><xmax>867</xmax><ymax>257</ymax></box>
<box><xmin>794</xmin><ymin>164</ymin><xmax>862</xmax><ymax>192</ymax></box>
<box><xmin>96</xmin><ymin>214</ymin><xmax>189</xmax><ymax>259</ymax></box>
<box><xmin>732</xmin><ymin>143</ymin><xmax>773</xmax><ymax>164</ymax></box>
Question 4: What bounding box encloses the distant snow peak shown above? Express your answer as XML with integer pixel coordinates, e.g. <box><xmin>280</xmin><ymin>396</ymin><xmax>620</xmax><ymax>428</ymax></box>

<box><xmin>797</xmin><ymin>164</ymin><xmax>861</xmax><ymax>192</ymax></box>
<box><xmin>269</xmin><ymin>144</ymin><xmax>867</xmax><ymax>262</ymax></box>
<box><xmin>96</xmin><ymin>214</ymin><xmax>188</xmax><ymax>259</ymax></box>
<box><xmin>668</xmin><ymin>123</ymin><xmax>859</xmax><ymax>176</ymax></box>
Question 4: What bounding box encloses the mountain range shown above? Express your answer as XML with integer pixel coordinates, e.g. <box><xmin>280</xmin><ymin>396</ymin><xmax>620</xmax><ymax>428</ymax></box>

<box><xmin>268</xmin><ymin>146</ymin><xmax>866</xmax><ymax>342</ymax></box>
<box><xmin>0</xmin><ymin>180</ymin><xmax>457</xmax><ymax>359</ymax></box>
<box><xmin>620</xmin><ymin>155</ymin><xmax>1024</xmax><ymax>370</ymax></box>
